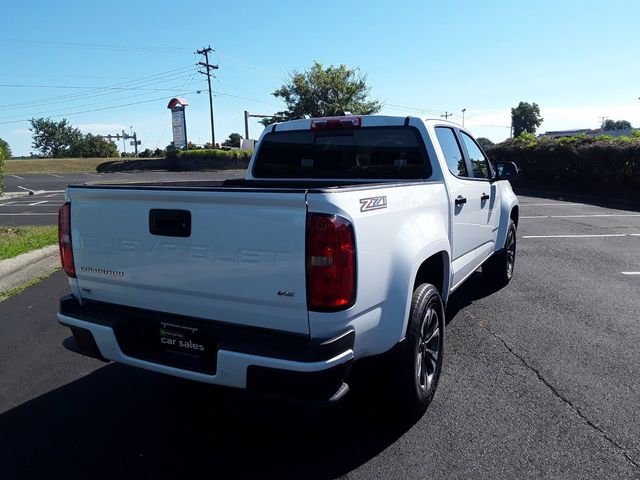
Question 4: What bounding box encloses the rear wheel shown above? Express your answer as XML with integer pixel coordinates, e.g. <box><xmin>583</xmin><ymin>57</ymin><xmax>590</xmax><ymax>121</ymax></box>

<box><xmin>483</xmin><ymin>219</ymin><xmax>516</xmax><ymax>287</ymax></box>
<box><xmin>395</xmin><ymin>283</ymin><xmax>445</xmax><ymax>416</ymax></box>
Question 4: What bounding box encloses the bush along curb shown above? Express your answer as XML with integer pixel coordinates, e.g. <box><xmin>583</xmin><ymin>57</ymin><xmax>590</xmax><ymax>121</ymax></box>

<box><xmin>96</xmin><ymin>149</ymin><xmax>253</xmax><ymax>173</ymax></box>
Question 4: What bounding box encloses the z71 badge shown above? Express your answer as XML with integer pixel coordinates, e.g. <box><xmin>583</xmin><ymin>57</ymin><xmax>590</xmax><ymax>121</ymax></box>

<box><xmin>359</xmin><ymin>196</ymin><xmax>388</xmax><ymax>212</ymax></box>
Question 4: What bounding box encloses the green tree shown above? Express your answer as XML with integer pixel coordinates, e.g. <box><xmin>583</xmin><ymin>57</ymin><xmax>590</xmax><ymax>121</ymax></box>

<box><xmin>29</xmin><ymin>118</ymin><xmax>82</xmax><ymax>157</ymax></box>
<box><xmin>261</xmin><ymin>62</ymin><xmax>381</xmax><ymax>126</ymax></box>
<box><xmin>222</xmin><ymin>133</ymin><xmax>242</xmax><ymax>148</ymax></box>
<box><xmin>511</xmin><ymin>101</ymin><xmax>543</xmax><ymax>137</ymax></box>
<box><xmin>601</xmin><ymin>119</ymin><xmax>632</xmax><ymax>131</ymax></box>
<box><xmin>476</xmin><ymin>137</ymin><xmax>494</xmax><ymax>150</ymax></box>
<box><xmin>69</xmin><ymin>133</ymin><xmax>119</xmax><ymax>158</ymax></box>
<box><xmin>0</xmin><ymin>138</ymin><xmax>12</xmax><ymax>158</ymax></box>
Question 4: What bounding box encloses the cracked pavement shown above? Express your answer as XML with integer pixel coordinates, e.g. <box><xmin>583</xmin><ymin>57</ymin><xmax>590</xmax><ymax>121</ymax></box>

<box><xmin>1</xmin><ymin>192</ymin><xmax>639</xmax><ymax>479</ymax></box>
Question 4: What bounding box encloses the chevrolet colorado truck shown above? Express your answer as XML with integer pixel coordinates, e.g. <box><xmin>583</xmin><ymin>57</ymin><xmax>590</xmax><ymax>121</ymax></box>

<box><xmin>57</xmin><ymin>115</ymin><xmax>519</xmax><ymax>413</ymax></box>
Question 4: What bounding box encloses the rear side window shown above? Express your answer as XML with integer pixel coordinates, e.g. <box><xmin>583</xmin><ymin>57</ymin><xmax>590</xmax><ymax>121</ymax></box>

<box><xmin>460</xmin><ymin>131</ymin><xmax>492</xmax><ymax>179</ymax></box>
<box><xmin>253</xmin><ymin>127</ymin><xmax>432</xmax><ymax>179</ymax></box>
<box><xmin>435</xmin><ymin>127</ymin><xmax>467</xmax><ymax>177</ymax></box>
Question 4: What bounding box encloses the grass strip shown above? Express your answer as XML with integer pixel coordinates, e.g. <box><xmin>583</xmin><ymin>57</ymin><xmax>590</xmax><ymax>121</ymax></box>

<box><xmin>0</xmin><ymin>268</ymin><xmax>59</xmax><ymax>301</ymax></box>
<box><xmin>0</xmin><ymin>225</ymin><xmax>58</xmax><ymax>260</ymax></box>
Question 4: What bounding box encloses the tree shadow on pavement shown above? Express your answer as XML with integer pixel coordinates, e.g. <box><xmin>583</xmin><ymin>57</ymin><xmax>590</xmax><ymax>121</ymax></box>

<box><xmin>0</xmin><ymin>362</ymin><xmax>419</xmax><ymax>480</ymax></box>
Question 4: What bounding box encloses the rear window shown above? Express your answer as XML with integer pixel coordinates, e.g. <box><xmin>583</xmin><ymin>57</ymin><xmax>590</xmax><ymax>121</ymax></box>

<box><xmin>252</xmin><ymin>127</ymin><xmax>432</xmax><ymax>179</ymax></box>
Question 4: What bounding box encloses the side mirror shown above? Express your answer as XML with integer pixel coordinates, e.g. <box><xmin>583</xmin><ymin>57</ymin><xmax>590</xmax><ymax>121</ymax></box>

<box><xmin>495</xmin><ymin>161</ymin><xmax>519</xmax><ymax>181</ymax></box>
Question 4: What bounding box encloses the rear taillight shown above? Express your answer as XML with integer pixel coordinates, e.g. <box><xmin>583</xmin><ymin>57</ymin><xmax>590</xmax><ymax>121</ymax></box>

<box><xmin>306</xmin><ymin>213</ymin><xmax>356</xmax><ymax>311</ymax></box>
<box><xmin>58</xmin><ymin>202</ymin><xmax>76</xmax><ymax>278</ymax></box>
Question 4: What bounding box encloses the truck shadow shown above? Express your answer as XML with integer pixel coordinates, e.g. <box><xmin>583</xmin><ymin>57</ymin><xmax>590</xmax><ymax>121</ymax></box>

<box><xmin>445</xmin><ymin>271</ymin><xmax>503</xmax><ymax>324</ymax></box>
<box><xmin>0</xmin><ymin>363</ymin><xmax>418</xmax><ymax>479</ymax></box>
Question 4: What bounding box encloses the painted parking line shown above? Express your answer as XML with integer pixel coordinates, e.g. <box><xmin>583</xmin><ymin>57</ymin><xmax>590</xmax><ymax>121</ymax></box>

<box><xmin>28</xmin><ymin>200</ymin><xmax>49</xmax><ymax>206</ymax></box>
<box><xmin>10</xmin><ymin>175</ymin><xmax>24</xmax><ymax>180</ymax></box>
<box><xmin>0</xmin><ymin>213</ymin><xmax>58</xmax><ymax>216</ymax></box>
<box><xmin>522</xmin><ymin>214</ymin><xmax>640</xmax><ymax>219</ymax></box>
<box><xmin>48</xmin><ymin>173</ymin><xmax>64</xmax><ymax>178</ymax></box>
<box><xmin>519</xmin><ymin>203</ymin><xmax>585</xmax><ymax>207</ymax></box>
<box><xmin>522</xmin><ymin>234</ymin><xmax>640</xmax><ymax>239</ymax></box>
<box><xmin>621</xmin><ymin>272</ymin><xmax>640</xmax><ymax>275</ymax></box>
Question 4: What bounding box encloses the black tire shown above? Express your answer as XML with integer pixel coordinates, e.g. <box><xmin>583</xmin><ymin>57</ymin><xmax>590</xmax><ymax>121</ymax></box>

<box><xmin>483</xmin><ymin>219</ymin><xmax>517</xmax><ymax>287</ymax></box>
<box><xmin>395</xmin><ymin>283</ymin><xmax>445</xmax><ymax>416</ymax></box>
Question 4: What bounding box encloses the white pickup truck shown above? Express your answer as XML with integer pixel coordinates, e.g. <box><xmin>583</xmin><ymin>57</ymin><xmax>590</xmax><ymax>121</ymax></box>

<box><xmin>57</xmin><ymin>115</ymin><xmax>519</xmax><ymax>413</ymax></box>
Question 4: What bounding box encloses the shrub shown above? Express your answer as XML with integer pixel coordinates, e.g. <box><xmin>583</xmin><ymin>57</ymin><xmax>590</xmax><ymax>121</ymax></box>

<box><xmin>166</xmin><ymin>149</ymin><xmax>253</xmax><ymax>171</ymax></box>
<box><xmin>0</xmin><ymin>145</ymin><xmax>4</xmax><ymax>195</ymax></box>
<box><xmin>487</xmin><ymin>135</ymin><xmax>640</xmax><ymax>194</ymax></box>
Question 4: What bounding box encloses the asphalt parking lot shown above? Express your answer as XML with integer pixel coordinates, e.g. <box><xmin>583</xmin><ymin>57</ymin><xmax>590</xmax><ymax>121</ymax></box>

<box><xmin>0</xmin><ymin>171</ymin><xmax>245</xmax><ymax>226</ymax></box>
<box><xmin>1</xmin><ymin>192</ymin><xmax>639</xmax><ymax>479</ymax></box>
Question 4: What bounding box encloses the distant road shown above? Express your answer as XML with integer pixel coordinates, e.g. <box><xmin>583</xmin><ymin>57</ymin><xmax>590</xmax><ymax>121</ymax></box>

<box><xmin>0</xmin><ymin>171</ymin><xmax>245</xmax><ymax>226</ymax></box>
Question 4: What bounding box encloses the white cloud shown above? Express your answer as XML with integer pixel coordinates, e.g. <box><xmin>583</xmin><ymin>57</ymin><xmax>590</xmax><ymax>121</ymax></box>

<box><xmin>76</xmin><ymin>123</ymin><xmax>128</xmax><ymax>134</ymax></box>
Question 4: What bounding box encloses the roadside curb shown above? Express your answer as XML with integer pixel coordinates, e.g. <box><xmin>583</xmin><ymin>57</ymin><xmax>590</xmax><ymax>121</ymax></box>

<box><xmin>0</xmin><ymin>245</ymin><xmax>60</xmax><ymax>295</ymax></box>
<box><xmin>0</xmin><ymin>191</ymin><xmax>32</xmax><ymax>200</ymax></box>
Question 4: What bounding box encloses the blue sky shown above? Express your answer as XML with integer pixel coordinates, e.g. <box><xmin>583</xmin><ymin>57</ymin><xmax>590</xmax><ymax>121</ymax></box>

<box><xmin>2</xmin><ymin>0</ymin><xmax>639</xmax><ymax>156</ymax></box>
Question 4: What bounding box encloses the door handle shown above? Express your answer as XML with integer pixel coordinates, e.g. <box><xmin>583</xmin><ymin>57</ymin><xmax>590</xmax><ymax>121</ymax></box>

<box><xmin>481</xmin><ymin>193</ymin><xmax>490</xmax><ymax>201</ymax></box>
<box><xmin>455</xmin><ymin>195</ymin><xmax>467</xmax><ymax>206</ymax></box>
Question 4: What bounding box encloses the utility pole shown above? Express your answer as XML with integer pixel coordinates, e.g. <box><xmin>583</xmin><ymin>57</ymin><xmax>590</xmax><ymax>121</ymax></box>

<box><xmin>441</xmin><ymin>111</ymin><xmax>453</xmax><ymax>120</ymax></box>
<box><xmin>243</xmin><ymin>111</ymin><xmax>288</xmax><ymax>141</ymax></box>
<box><xmin>461</xmin><ymin>108</ymin><xmax>466</xmax><ymax>127</ymax></box>
<box><xmin>99</xmin><ymin>131</ymin><xmax>140</xmax><ymax>157</ymax></box>
<box><xmin>196</xmin><ymin>46</ymin><xmax>219</xmax><ymax>147</ymax></box>
<box><xmin>244</xmin><ymin>110</ymin><xmax>250</xmax><ymax>141</ymax></box>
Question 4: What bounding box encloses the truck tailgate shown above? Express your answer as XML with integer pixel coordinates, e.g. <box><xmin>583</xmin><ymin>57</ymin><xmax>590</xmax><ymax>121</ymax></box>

<box><xmin>68</xmin><ymin>186</ymin><xmax>309</xmax><ymax>335</ymax></box>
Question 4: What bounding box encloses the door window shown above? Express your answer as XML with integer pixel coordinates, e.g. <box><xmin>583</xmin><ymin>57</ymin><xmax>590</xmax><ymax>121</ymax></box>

<box><xmin>435</xmin><ymin>127</ymin><xmax>468</xmax><ymax>177</ymax></box>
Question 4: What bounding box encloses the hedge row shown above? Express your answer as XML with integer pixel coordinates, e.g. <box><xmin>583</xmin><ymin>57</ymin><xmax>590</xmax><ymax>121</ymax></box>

<box><xmin>167</xmin><ymin>149</ymin><xmax>252</xmax><ymax>171</ymax></box>
<box><xmin>97</xmin><ymin>149</ymin><xmax>253</xmax><ymax>172</ymax></box>
<box><xmin>487</xmin><ymin>135</ymin><xmax>640</xmax><ymax>193</ymax></box>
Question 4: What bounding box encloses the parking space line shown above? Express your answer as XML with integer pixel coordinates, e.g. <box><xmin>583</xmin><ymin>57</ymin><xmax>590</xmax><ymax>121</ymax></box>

<box><xmin>10</xmin><ymin>175</ymin><xmax>24</xmax><ymax>180</ymax></box>
<box><xmin>0</xmin><ymin>213</ymin><xmax>58</xmax><ymax>216</ymax></box>
<box><xmin>520</xmin><ymin>203</ymin><xmax>584</xmax><ymax>207</ymax></box>
<box><xmin>522</xmin><ymin>214</ymin><xmax>640</xmax><ymax>219</ymax></box>
<box><xmin>523</xmin><ymin>234</ymin><xmax>640</xmax><ymax>239</ymax></box>
<box><xmin>48</xmin><ymin>173</ymin><xmax>64</xmax><ymax>178</ymax></box>
<box><xmin>28</xmin><ymin>200</ymin><xmax>49</xmax><ymax>206</ymax></box>
<box><xmin>621</xmin><ymin>272</ymin><xmax>640</xmax><ymax>275</ymax></box>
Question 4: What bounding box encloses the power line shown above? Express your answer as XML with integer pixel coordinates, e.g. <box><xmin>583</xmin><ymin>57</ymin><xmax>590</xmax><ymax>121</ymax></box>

<box><xmin>1</xmin><ymin>39</ymin><xmax>191</xmax><ymax>54</ymax></box>
<box><xmin>0</xmin><ymin>90</ymin><xmax>202</xmax><ymax>125</ymax></box>
<box><xmin>0</xmin><ymin>76</ymin><xmax>202</xmax><ymax>119</ymax></box>
<box><xmin>0</xmin><ymin>66</ymin><xmax>196</xmax><ymax>110</ymax></box>
<box><xmin>0</xmin><ymin>80</ymin><xmax>207</xmax><ymax>122</ymax></box>
<box><xmin>0</xmin><ymin>71</ymin><xmax>197</xmax><ymax>111</ymax></box>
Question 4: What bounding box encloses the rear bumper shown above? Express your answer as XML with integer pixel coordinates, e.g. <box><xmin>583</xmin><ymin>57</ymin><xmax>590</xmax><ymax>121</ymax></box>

<box><xmin>58</xmin><ymin>295</ymin><xmax>354</xmax><ymax>403</ymax></box>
